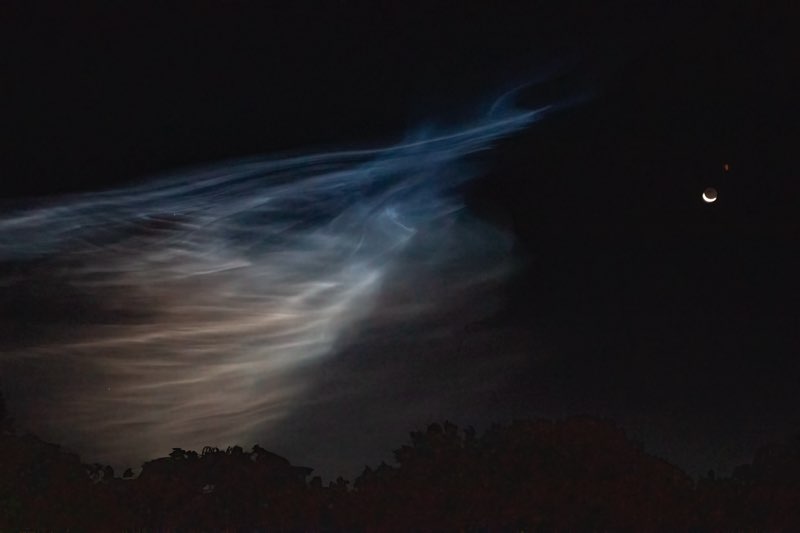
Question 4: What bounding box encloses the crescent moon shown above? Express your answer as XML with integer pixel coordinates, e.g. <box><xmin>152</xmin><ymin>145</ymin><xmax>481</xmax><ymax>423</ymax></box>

<box><xmin>702</xmin><ymin>187</ymin><xmax>718</xmax><ymax>203</ymax></box>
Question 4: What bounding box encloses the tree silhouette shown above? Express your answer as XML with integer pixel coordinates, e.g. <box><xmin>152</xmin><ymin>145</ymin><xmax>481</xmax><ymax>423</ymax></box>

<box><xmin>1</xmin><ymin>407</ymin><xmax>800</xmax><ymax>530</ymax></box>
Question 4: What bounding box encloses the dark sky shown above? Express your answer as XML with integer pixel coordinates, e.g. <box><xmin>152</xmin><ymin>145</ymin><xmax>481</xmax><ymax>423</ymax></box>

<box><xmin>1</xmin><ymin>2</ymin><xmax>799</xmax><ymax>479</ymax></box>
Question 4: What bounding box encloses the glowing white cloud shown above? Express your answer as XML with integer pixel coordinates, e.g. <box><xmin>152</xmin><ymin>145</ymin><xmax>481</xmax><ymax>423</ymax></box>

<box><xmin>0</xmin><ymin>103</ymin><xmax>550</xmax><ymax>467</ymax></box>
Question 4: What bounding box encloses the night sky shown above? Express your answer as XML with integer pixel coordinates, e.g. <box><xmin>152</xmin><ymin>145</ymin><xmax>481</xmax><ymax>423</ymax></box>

<box><xmin>1</xmin><ymin>3</ymin><xmax>798</xmax><ymax>480</ymax></box>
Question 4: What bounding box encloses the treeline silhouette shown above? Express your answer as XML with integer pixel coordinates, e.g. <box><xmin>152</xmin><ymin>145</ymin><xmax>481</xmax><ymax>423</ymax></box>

<box><xmin>2</xmin><ymin>390</ymin><xmax>800</xmax><ymax>531</ymax></box>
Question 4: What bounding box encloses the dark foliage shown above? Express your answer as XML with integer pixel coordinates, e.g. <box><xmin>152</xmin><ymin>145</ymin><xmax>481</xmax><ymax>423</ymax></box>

<box><xmin>1</xmin><ymin>407</ymin><xmax>800</xmax><ymax>531</ymax></box>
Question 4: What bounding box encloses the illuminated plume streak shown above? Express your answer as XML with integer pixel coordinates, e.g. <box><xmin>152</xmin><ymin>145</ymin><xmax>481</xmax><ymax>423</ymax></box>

<box><xmin>0</xmin><ymin>104</ymin><xmax>549</xmax><ymax>466</ymax></box>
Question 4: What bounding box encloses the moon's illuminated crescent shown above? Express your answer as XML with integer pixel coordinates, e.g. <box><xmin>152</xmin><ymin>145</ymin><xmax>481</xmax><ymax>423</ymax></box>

<box><xmin>702</xmin><ymin>187</ymin><xmax>718</xmax><ymax>203</ymax></box>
